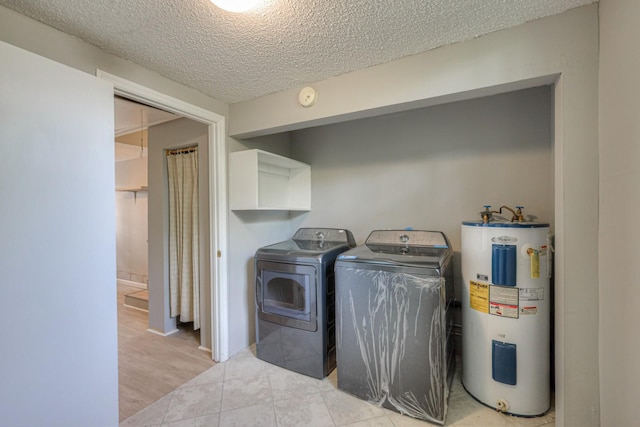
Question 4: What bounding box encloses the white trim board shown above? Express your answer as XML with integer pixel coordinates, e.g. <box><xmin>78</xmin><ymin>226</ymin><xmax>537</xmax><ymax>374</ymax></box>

<box><xmin>117</xmin><ymin>278</ymin><xmax>147</xmax><ymax>290</ymax></box>
<box><xmin>98</xmin><ymin>70</ymin><xmax>230</xmax><ymax>363</ymax></box>
<box><xmin>123</xmin><ymin>303</ymin><xmax>149</xmax><ymax>313</ymax></box>
<box><xmin>146</xmin><ymin>328</ymin><xmax>179</xmax><ymax>337</ymax></box>
<box><xmin>198</xmin><ymin>345</ymin><xmax>213</xmax><ymax>354</ymax></box>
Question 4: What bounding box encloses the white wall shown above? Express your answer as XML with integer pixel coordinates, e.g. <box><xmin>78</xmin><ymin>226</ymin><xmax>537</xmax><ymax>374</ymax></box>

<box><xmin>598</xmin><ymin>1</ymin><xmax>640</xmax><ymax>425</ymax></box>
<box><xmin>115</xmin><ymin>157</ymin><xmax>149</xmax><ymax>284</ymax></box>
<box><xmin>0</xmin><ymin>41</ymin><xmax>118</xmax><ymax>426</ymax></box>
<box><xmin>230</xmin><ymin>6</ymin><xmax>600</xmax><ymax>426</ymax></box>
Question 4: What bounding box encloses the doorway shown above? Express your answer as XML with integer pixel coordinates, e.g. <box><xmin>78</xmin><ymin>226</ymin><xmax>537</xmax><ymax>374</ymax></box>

<box><xmin>114</xmin><ymin>96</ymin><xmax>177</xmax><ymax>303</ymax></box>
<box><xmin>98</xmin><ymin>70</ymin><xmax>230</xmax><ymax>364</ymax></box>
<box><xmin>114</xmin><ymin>98</ymin><xmax>217</xmax><ymax>421</ymax></box>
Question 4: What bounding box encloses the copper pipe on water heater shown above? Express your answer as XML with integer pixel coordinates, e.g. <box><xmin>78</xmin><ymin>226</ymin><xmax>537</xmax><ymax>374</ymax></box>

<box><xmin>491</xmin><ymin>205</ymin><xmax>524</xmax><ymax>222</ymax></box>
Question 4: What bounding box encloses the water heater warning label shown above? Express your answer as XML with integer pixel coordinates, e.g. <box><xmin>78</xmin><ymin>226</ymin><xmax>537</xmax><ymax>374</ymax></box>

<box><xmin>469</xmin><ymin>281</ymin><xmax>489</xmax><ymax>313</ymax></box>
<box><xmin>520</xmin><ymin>287</ymin><xmax>544</xmax><ymax>301</ymax></box>
<box><xmin>489</xmin><ymin>285</ymin><xmax>519</xmax><ymax>319</ymax></box>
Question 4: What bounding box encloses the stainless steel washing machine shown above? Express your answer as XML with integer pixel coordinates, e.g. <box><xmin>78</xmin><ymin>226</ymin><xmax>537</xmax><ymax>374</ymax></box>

<box><xmin>255</xmin><ymin>228</ymin><xmax>355</xmax><ymax>379</ymax></box>
<box><xmin>335</xmin><ymin>230</ymin><xmax>455</xmax><ymax>425</ymax></box>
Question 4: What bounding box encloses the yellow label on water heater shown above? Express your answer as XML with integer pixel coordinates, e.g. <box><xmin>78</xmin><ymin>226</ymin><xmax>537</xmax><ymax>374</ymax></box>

<box><xmin>469</xmin><ymin>281</ymin><xmax>489</xmax><ymax>313</ymax></box>
<box><xmin>528</xmin><ymin>248</ymin><xmax>540</xmax><ymax>278</ymax></box>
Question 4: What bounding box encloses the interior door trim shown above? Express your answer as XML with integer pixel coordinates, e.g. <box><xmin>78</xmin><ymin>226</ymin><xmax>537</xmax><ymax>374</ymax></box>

<box><xmin>97</xmin><ymin>70</ymin><xmax>230</xmax><ymax>362</ymax></box>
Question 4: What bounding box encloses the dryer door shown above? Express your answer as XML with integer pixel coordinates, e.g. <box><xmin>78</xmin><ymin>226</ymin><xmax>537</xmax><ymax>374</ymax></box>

<box><xmin>256</xmin><ymin>260</ymin><xmax>318</xmax><ymax>332</ymax></box>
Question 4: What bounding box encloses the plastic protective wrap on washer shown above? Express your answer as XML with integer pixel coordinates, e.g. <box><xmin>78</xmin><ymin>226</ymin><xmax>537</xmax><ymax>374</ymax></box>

<box><xmin>336</xmin><ymin>268</ymin><xmax>451</xmax><ymax>425</ymax></box>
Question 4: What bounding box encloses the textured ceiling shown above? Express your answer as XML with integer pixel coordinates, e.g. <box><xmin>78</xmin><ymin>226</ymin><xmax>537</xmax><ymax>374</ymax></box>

<box><xmin>0</xmin><ymin>0</ymin><xmax>596</xmax><ymax>104</ymax></box>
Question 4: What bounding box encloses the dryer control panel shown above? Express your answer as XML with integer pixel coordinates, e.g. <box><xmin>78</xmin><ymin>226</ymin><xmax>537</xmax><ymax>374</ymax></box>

<box><xmin>293</xmin><ymin>228</ymin><xmax>355</xmax><ymax>244</ymax></box>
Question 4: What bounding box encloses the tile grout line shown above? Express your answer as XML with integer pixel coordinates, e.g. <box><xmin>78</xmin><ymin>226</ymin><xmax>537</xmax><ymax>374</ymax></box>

<box><xmin>319</xmin><ymin>387</ymin><xmax>339</xmax><ymax>426</ymax></box>
<box><xmin>266</xmin><ymin>369</ymin><xmax>280</xmax><ymax>427</ymax></box>
<box><xmin>218</xmin><ymin>359</ymin><xmax>228</xmax><ymax>426</ymax></box>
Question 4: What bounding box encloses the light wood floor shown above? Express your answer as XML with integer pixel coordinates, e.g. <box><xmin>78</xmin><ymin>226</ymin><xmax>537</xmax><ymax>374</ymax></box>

<box><xmin>117</xmin><ymin>284</ymin><xmax>215</xmax><ymax>421</ymax></box>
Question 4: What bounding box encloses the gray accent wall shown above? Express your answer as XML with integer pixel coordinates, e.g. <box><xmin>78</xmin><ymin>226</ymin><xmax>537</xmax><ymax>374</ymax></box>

<box><xmin>290</xmin><ymin>87</ymin><xmax>553</xmax><ymax>249</ymax></box>
<box><xmin>290</xmin><ymin>87</ymin><xmax>552</xmax><ymax>328</ymax></box>
<box><xmin>231</xmin><ymin>6</ymin><xmax>600</xmax><ymax>425</ymax></box>
<box><xmin>598</xmin><ymin>1</ymin><xmax>640</xmax><ymax>425</ymax></box>
<box><xmin>0</xmin><ymin>3</ymin><xmax>618</xmax><ymax>426</ymax></box>
<box><xmin>228</xmin><ymin>133</ymin><xmax>293</xmax><ymax>355</ymax></box>
<box><xmin>148</xmin><ymin>118</ymin><xmax>211</xmax><ymax>349</ymax></box>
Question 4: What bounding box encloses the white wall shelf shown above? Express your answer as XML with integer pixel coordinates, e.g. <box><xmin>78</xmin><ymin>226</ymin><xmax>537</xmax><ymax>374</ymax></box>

<box><xmin>116</xmin><ymin>186</ymin><xmax>148</xmax><ymax>202</ymax></box>
<box><xmin>116</xmin><ymin>186</ymin><xmax>148</xmax><ymax>192</ymax></box>
<box><xmin>230</xmin><ymin>149</ymin><xmax>310</xmax><ymax>211</ymax></box>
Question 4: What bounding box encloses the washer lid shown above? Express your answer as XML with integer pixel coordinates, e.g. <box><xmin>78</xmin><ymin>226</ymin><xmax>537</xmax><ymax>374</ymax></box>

<box><xmin>257</xmin><ymin>228</ymin><xmax>356</xmax><ymax>257</ymax></box>
<box><xmin>260</xmin><ymin>239</ymin><xmax>350</xmax><ymax>253</ymax></box>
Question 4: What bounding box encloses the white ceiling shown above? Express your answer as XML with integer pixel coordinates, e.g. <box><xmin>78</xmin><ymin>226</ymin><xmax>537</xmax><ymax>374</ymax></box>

<box><xmin>114</xmin><ymin>97</ymin><xmax>179</xmax><ymax>137</ymax></box>
<box><xmin>114</xmin><ymin>97</ymin><xmax>180</xmax><ymax>162</ymax></box>
<box><xmin>0</xmin><ymin>0</ymin><xmax>595</xmax><ymax>104</ymax></box>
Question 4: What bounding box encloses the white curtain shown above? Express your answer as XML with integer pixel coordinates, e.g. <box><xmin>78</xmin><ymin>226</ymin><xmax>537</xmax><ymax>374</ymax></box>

<box><xmin>167</xmin><ymin>147</ymin><xmax>200</xmax><ymax>330</ymax></box>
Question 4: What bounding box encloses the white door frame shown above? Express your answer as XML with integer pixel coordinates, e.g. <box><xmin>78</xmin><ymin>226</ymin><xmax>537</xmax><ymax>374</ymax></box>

<box><xmin>97</xmin><ymin>70</ymin><xmax>229</xmax><ymax>362</ymax></box>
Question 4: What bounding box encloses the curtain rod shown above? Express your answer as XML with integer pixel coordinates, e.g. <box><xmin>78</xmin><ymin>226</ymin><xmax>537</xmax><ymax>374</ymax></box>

<box><xmin>166</xmin><ymin>146</ymin><xmax>197</xmax><ymax>156</ymax></box>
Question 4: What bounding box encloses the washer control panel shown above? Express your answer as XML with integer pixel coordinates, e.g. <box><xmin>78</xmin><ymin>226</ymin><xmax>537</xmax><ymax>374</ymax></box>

<box><xmin>366</xmin><ymin>230</ymin><xmax>448</xmax><ymax>248</ymax></box>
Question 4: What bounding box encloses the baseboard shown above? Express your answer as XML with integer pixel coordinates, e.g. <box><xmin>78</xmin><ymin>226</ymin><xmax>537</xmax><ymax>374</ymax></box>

<box><xmin>146</xmin><ymin>328</ymin><xmax>179</xmax><ymax>337</ymax></box>
<box><xmin>117</xmin><ymin>278</ymin><xmax>147</xmax><ymax>290</ymax></box>
<box><xmin>198</xmin><ymin>345</ymin><xmax>212</xmax><ymax>353</ymax></box>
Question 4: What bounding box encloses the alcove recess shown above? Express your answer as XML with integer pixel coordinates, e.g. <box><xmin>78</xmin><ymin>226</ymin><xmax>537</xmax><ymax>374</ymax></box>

<box><xmin>230</xmin><ymin>149</ymin><xmax>310</xmax><ymax>211</ymax></box>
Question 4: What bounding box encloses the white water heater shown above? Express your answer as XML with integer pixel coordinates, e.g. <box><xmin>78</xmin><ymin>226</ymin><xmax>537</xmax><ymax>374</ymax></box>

<box><xmin>461</xmin><ymin>217</ymin><xmax>551</xmax><ymax>416</ymax></box>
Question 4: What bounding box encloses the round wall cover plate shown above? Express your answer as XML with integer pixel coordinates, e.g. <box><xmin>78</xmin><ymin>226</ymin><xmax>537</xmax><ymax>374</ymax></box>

<box><xmin>298</xmin><ymin>86</ymin><xmax>317</xmax><ymax>107</ymax></box>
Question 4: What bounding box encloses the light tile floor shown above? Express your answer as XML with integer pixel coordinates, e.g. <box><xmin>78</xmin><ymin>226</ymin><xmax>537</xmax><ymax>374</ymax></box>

<box><xmin>120</xmin><ymin>346</ymin><xmax>555</xmax><ymax>427</ymax></box>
